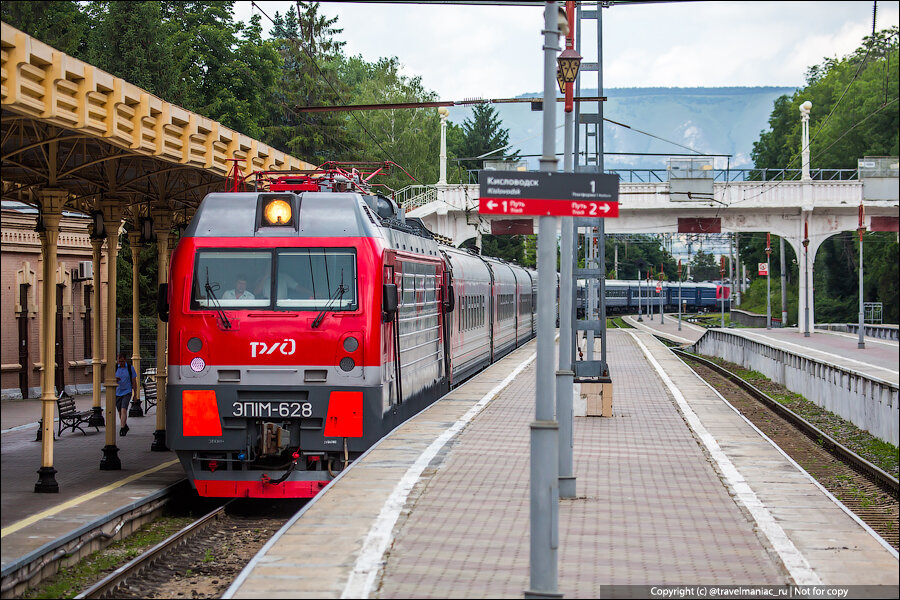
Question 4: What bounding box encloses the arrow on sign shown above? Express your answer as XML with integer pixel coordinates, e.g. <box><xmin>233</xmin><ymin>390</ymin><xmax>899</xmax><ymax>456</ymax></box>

<box><xmin>487</xmin><ymin>200</ymin><xmax>498</xmax><ymax>210</ymax></box>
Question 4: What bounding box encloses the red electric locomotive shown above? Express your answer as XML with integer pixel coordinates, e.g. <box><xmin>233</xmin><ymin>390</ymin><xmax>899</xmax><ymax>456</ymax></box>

<box><xmin>163</xmin><ymin>165</ymin><xmax>536</xmax><ymax>498</ymax></box>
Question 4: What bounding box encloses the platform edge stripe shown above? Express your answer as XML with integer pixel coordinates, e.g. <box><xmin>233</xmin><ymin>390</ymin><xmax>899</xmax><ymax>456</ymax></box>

<box><xmin>673</xmin><ymin>350</ymin><xmax>900</xmax><ymax>561</ymax></box>
<box><xmin>0</xmin><ymin>459</ymin><xmax>180</xmax><ymax>539</ymax></box>
<box><xmin>626</xmin><ymin>330</ymin><xmax>823</xmax><ymax>586</ymax></box>
<box><xmin>340</xmin><ymin>351</ymin><xmax>537</xmax><ymax>600</ymax></box>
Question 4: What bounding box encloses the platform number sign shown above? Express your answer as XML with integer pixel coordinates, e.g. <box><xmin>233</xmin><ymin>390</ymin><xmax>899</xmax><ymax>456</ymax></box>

<box><xmin>758</xmin><ymin>262</ymin><xmax>769</xmax><ymax>276</ymax></box>
<box><xmin>478</xmin><ymin>171</ymin><xmax>619</xmax><ymax>217</ymax></box>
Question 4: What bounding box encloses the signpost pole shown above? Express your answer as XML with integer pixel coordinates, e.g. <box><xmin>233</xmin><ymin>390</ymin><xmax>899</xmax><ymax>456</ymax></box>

<box><xmin>527</xmin><ymin>3</ymin><xmax>560</xmax><ymax>597</ymax></box>
<box><xmin>649</xmin><ymin>272</ymin><xmax>653</xmax><ymax>321</ymax></box>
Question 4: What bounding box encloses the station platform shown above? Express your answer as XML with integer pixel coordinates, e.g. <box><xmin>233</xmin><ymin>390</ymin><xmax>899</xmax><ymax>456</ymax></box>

<box><xmin>225</xmin><ymin>331</ymin><xmax>899</xmax><ymax>599</ymax></box>
<box><xmin>0</xmin><ymin>394</ymin><xmax>182</xmax><ymax>586</ymax></box>
<box><xmin>622</xmin><ymin>312</ymin><xmax>706</xmax><ymax>345</ymax></box>
<box><xmin>623</xmin><ymin>315</ymin><xmax>899</xmax><ymax>386</ymax></box>
<box><xmin>713</xmin><ymin>327</ymin><xmax>899</xmax><ymax>385</ymax></box>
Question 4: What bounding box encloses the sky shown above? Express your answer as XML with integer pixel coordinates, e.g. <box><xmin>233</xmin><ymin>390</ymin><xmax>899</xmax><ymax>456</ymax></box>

<box><xmin>233</xmin><ymin>1</ymin><xmax>899</xmax><ymax>100</ymax></box>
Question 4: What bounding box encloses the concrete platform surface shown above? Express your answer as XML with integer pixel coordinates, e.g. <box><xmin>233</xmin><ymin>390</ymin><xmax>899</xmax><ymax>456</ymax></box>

<box><xmin>1</xmin><ymin>398</ymin><xmax>181</xmax><ymax>572</ymax></box>
<box><xmin>226</xmin><ymin>333</ymin><xmax>897</xmax><ymax>599</ymax></box>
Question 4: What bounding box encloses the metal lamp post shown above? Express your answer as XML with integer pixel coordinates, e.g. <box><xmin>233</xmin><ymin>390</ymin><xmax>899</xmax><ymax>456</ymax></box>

<box><xmin>720</xmin><ymin>256</ymin><xmax>726</xmax><ymax>328</ymax></box>
<box><xmin>637</xmin><ymin>268</ymin><xmax>643</xmax><ymax>322</ymax></box>
<box><xmin>659</xmin><ymin>263</ymin><xmax>664</xmax><ymax>325</ymax></box>
<box><xmin>857</xmin><ymin>204</ymin><xmax>866</xmax><ymax>349</ymax></box>
<box><xmin>438</xmin><ymin>107</ymin><xmax>449</xmax><ymax>185</ymax></box>
<box><xmin>648</xmin><ymin>271</ymin><xmax>653</xmax><ymax>321</ymax></box>
<box><xmin>677</xmin><ymin>260</ymin><xmax>682</xmax><ymax>332</ymax></box>
<box><xmin>766</xmin><ymin>232</ymin><xmax>772</xmax><ymax>330</ymax></box>
<box><xmin>802</xmin><ymin>221</ymin><xmax>810</xmax><ymax>338</ymax></box>
<box><xmin>556</xmin><ymin>0</ymin><xmax>580</xmax><ymax>502</ymax></box>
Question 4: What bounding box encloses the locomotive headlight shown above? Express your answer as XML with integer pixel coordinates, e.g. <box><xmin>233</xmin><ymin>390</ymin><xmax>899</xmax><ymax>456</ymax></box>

<box><xmin>264</xmin><ymin>199</ymin><xmax>292</xmax><ymax>225</ymax></box>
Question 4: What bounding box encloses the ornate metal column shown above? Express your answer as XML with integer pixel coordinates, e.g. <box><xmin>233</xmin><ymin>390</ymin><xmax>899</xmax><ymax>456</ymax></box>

<box><xmin>151</xmin><ymin>211</ymin><xmax>172</xmax><ymax>451</ymax></box>
<box><xmin>100</xmin><ymin>202</ymin><xmax>124</xmax><ymax>470</ymax></box>
<box><xmin>34</xmin><ymin>189</ymin><xmax>67</xmax><ymax>493</ymax></box>
<box><xmin>88</xmin><ymin>230</ymin><xmax>105</xmax><ymax>427</ymax></box>
<box><xmin>128</xmin><ymin>230</ymin><xmax>143</xmax><ymax>417</ymax></box>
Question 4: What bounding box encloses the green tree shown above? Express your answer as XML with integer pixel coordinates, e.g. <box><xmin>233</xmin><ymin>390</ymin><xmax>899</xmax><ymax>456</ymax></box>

<box><xmin>751</xmin><ymin>27</ymin><xmax>899</xmax><ymax>174</ymax></box>
<box><xmin>688</xmin><ymin>251</ymin><xmax>720</xmax><ymax>282</ymax></box>
<box><xmin>752</xmin><ymin>28</ymin><xmax>899</xmax><ymax>323</ymax></box>
<box><xmin>605</xmin><ymin>237</ymin><xmax>675</xmax><ymax>281</ymax></box>
<box><xmin>262</xmin><ymin>5</ymin><xmax>351</xmax><ymax>163</ymax></box>
<box><xmin>86</xmin><ymin>1</ymin><xmax>180</xmax><ymax>101</ymax></box>
<box><xmin>158</xmin><ymin>1</ymin><xmax>280</xmax><ymax>138</ymax></box>
<box><xmin>1</xmin><ymin>1</ymin><xmax>90</xmax><ymax>58</ymax></box>
<box><xmin>449</xmin><ymin>104</ymin><xmax>520</xmax><ymax>172</ymax></box>
<box><xmin>340</xmin><ymin>56</ymin><xmax>441</xmax><ymax>190</ymax></box>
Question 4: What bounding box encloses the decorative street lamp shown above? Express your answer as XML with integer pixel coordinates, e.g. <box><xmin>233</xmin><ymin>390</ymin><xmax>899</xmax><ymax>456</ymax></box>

<box><xmin>802</xmin><ymin>221</ymin><xmax>810</xmax><ymax>338</ymax></box>
<box><xmin>766</xmin><ymin>232</ymin><xmax>772</xmax><ymax>330</ymax></box>
<box><xmin>677</xmin><ymin>259</ymin><xmax>682</xmax><ymax>332</ymax></box>
<box><xmin>857</xmin><ymin>203</ymin><xmax>866</xmax><ymax>349</ymax></box>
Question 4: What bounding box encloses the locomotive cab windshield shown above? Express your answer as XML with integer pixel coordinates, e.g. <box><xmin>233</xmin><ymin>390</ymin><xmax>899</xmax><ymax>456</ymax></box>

<box><xmin>191</xmin><ymin>248</ymin><xmax>358</xmax><ymax>311</ymax></box>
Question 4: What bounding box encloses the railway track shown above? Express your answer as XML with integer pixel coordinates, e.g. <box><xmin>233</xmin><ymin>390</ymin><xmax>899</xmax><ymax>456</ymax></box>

<box><xmin>76</xmin><ymin>499</ymin><xmax>301</xmax><ymax>599</ymax></box>
<box><xmin>672</xmin><ymin>348</ymin><xmax>899</xmax><ymax>550</ymax></box>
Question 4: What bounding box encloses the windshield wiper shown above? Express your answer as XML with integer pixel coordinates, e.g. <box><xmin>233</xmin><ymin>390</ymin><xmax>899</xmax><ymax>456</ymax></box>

<box><xmin>312</xmin><ymin>271</ymin><xmax>347</xmax><ymax>329</ymax></box>
<box><xmin>205</xmin><ymin>268</ymin><xmax>231</xmax><ymax>330</ymax></box>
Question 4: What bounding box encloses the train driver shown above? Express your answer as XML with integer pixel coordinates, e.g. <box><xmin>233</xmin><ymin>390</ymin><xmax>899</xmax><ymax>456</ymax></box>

<box><xmin>223</xmin><ymin>274</ymin><xmax>255</xmax><ymax>300</ymax></box>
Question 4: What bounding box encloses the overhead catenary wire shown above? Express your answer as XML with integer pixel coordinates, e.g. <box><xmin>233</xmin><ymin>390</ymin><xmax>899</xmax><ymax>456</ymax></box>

<box><xmin>721</xmin><ymin>12</ymin><xmax>896</xmax><ymax>207</ymax></box>
<box><xmin>250</xmin><ymin>0</ymin><xmax>414</xmax><ymax>178</ymax></box>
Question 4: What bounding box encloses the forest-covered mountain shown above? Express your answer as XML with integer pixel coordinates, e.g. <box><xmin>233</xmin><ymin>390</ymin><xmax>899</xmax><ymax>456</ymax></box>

<box><xmin>449</xmin><ymin>87</ymin><xmax>796</xmax><ymax>171</ymax></box>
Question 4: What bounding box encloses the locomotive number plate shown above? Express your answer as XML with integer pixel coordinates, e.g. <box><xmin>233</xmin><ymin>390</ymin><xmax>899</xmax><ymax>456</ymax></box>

<box><xmin>231</xmin><ymin>401</ymin><xmax>313</xmax><ymax>418</ymax></box>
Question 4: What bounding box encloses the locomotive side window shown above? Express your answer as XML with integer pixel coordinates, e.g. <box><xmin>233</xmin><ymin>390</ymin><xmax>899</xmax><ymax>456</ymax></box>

<box><xmin>274</xmin><ymin>248</ymin><xmax>357</xmax><ymax>311</ymax></box>
<box><xmin>191</xmin><ymin>251</ymin><xmax>273</xmax><ymax>310</ymax></box>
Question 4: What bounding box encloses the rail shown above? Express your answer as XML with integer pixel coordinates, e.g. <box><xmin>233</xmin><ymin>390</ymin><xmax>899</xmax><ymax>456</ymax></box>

<box><xmin>76</xmin><ymin>501</ymin><xmax>232</xmax><ymax>599</ymax></box>
<box><xmin>672</xmin><ymin>348</ymin><xmax>899</xmax><ymax>499</ymax></box>
<box><xmin>0</xmin><ymin>480</ymin><xmax>188</xmax><ymax>597</ymax></box>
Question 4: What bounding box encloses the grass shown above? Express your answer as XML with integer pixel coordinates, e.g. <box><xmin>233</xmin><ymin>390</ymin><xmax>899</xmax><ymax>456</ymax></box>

<box><xmin>696</xmin><ymin>354</ymin><xmax>899</xmax><ymax>478</ymax></box>
<box><xmin>21</xmin><ymin>516</ymin><xmax>194</xmax><ymax>599</ymax></box>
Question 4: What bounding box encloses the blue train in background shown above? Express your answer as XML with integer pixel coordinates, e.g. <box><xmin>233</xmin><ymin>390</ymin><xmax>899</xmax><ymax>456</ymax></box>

<box><xmin>575</xmin><ymin>279</ymin><xmax>723</xmax><ymax>318</ymax></box>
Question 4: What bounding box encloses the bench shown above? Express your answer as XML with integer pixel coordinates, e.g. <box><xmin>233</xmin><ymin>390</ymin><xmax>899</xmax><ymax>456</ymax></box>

<box><xmin>142</xmin><ymin>375</ymin><xmax>157</xmax><ymax>414</ymax></box>
<box><xmin>56</xmin><ymin>391</ymin><xmax>97</xmax><ymax>436</ymax></box>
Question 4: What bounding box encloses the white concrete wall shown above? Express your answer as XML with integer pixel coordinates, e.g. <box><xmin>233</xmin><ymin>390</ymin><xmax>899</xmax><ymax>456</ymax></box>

<box><xmin>693</xmin><ymin>330</ymin><xmax>898</xmax><ymax>446</ymax></box>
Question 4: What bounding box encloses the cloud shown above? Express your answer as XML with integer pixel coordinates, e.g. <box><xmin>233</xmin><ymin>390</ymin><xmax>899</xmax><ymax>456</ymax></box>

<box><xmin>234</xmin><ymin>1</ymin><xmax>898</xmax><ymax>97</ymax></box>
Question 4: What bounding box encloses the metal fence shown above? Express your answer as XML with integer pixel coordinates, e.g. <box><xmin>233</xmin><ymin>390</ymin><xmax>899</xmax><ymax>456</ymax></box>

<box><xmin>464</xmin><ymin>168</ymin><xmax>860</xmax><ymax>184</ymax></box>
<box><xmin>864</xmin><ymin>302</ymin><xmax>883</xmax><ymax>324</ymax></box>
<box><xmin>115</xmin><ymin>318</ymin><xmax>158</xmax><ymax>366</ymax></box>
